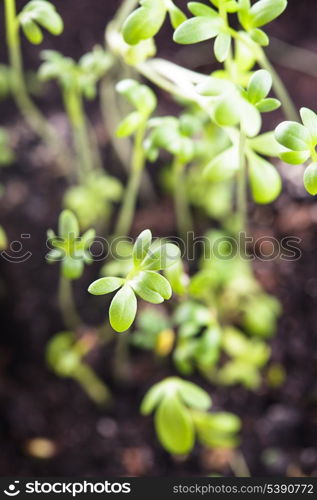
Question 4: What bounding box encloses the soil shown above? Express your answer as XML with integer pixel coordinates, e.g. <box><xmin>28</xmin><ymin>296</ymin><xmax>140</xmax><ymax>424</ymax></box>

<box><xmin>0</xmin><ymin>0</ymin><xmax>317</xmax><ymax>477</ymax></box>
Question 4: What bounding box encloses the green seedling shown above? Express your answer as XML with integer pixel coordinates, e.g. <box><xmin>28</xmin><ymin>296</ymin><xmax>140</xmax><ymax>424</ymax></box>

<box><xmin>64</xmin><ymin>172</ymin><xmax>122</xmax><ymax>230</ymax></box>
<box><xmin>145</xmin><ymin>114</ymin><xmax>203</xmax><ymax>237</ymax></box>
<box><xmin>141</xmin><ymin>377</ymin><xmax>240</xmax><ymax>455</ymax></box>
<box><xmin>173</xmin><ymin>301</ymin><xmax>221</xmax><ymax>375</ymax></box>
<box><xmin>39</xmin><ymin>47</ymin><xmax>113</xmax><ymax>180</ymax></box>
<box><xmin>275</xmin><ymin>107</ymin><xmax>317</xmax><ymax>194</ymax></box>
<box><xmin>47</xmin><ymin>210</ymin><xmax>95</xmax><ymax>331</ymax></box>
<box><xmin>4</xmin><ymin>0</ymin><xmax>70</xmax><ymax>171</ymax></box>
<box><xmin>88</xmin><ymin>230</ymin><xmax>180</xmax><ymax>332</ymax></box>
<box><xmin>47</xmin><ymin>210</ymin><xmax>95</xmax><ymax>280</ymax></box>
<box><xmin>46</xmin><ymin>331</ymin><xmax>111</xmax><ymax>405</ymax></box>
<box><xmin>217</xmin><ymin>327</ymin><xmax>271</xmax><ymax>389</ymax></box>
<box><xmin>122</xmin><ymin>0</ymin><xmax>186</xmax><ymax>45</ymax></box>
<box><xmin>114</xmin><ymin>79</ymin><xmax>157</xmax><ymax>237</ymax></box>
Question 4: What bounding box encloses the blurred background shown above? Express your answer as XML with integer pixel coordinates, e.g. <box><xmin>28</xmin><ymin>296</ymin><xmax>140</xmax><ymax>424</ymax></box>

<box><xmin>0</xmin><ymin>0</ymin><xmax>317</xmax><ymax>477</ymax></box>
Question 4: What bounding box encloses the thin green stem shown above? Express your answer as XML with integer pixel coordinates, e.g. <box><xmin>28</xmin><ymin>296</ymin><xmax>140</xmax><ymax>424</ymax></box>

<box><xmin>172</xmin><ymin>157</ymin><xmax>193</xmax><ymax>239</ymax></box>
<box><xmin>237</xmin><ymin>129</ymin><xmax>247</xmax><ymax>235</ymax></box>
<box><xmin>257</xmin><ymin>48</ymin><xmax>299</xmax><ymax>122</ymax></box>
<box><xmin>4</xmin><ymin>0</ymin><xmax>71</xmax><ymax>173</ymax></box>
<box><xmin>230</xmin><ymin>450</ymin><xmax>251</xmax><ymax>477</ymax></box>
<box><xmin>114</xmin><ymin>123</ymin><xmax>146</xmax><ymax>237</ymax></box>
<box><xmin>58</xmin><ymin>274</ymin><xmax>81</xmax><ymax>331</ymax></box>
<box><xmin>73</xmin><ymin>363</ymin><xmax>112</xmax><ymax>406</ymax></box>
<box><xmin>63</xmin><ymin>89</ymin><xmax>94</xmax><ymax>182</ymax></box>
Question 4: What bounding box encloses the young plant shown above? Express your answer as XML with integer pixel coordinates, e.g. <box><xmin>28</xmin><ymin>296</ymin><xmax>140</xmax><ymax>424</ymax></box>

<box><xmin>3</xmin><ymin>0</ymin><xmax>70</xmax><ymax>170</ymax></box>
<box><xmin>46</xmin><ymin>331</ymin><xmax>111</xmax><ymax>405</ymax></box>
<box><xmin>141</xmin><ymin>377</ymin><xmax>240</xmax><ymax>455</ymax></box>
<box><xmin>39</xmin><ymin>47</ymin><xmax>113</xmax><ymax>181</ymax></box>
<box><xmin>88</xmin><ymin>229</ymin><xmax>180</xmax><ymax>332</ymax></box>
<box><xmin>63</xmin><ymin>172</ymin><xmax>122</xmax><ymax>230</ymax></box>
<box><xmin>114</xmin><ymin>79</ymin><xmax>157</xmax><ymax>236</ymax></box>
<box><xmin>47</xmin><ymin>210</ymin><xmax>95</xmax><ymax>329</ymax></box>
<box><xmin>145</xmin><ymin>114</ymin><xmax>203</xmax><ymax>237</ymax></box>
<box><xmin>275</xmin><ymin>107</ymin><xmax>317</xmax><ymax>194</ymax></box>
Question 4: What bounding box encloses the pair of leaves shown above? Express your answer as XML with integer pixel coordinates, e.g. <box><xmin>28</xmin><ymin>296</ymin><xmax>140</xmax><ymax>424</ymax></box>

<box><xmin>19</xmin><ymin>0</ymin><xmax>63</xmax><ymax>45</ymax></box>
<box><xmin>88</xmin><ymin>230</ymin><xmax>180</xmax><ymax>332</ymax></box>
<box><xmin>39</xmin><ymin>47</ymin><xmax>113</xmax><ymax>99</ymax></box>
<box><xmin>145</xmin><ymin>115</ymin><xmax>200</xmax><ymax>163</ymax></box>
<box><xmin>116</xmin><ymin>79</ymin><xmax>157</xmax><ymax>138</ymax></box>
<box><xmin>47</xmin><ymin>210</ymin><xmax>95</xmax><ymax>280</ymax></box>
<box><xmin>275</xmin><ymin>107</ymin><xmax>317</xmax><ymax>195</ymax></box>
<box><xmin>141</xmin><ymin>377</ymin><xmax>211</xmax><ymax>455</ymax></box>
<box><xmin>174</xmin><ymin>2</ymin><xmax>229</xmax><ymax>63</ymax></box>
<box><xmin>238</xmin><ymin>0</ymin><xmax>287</xmax><ymax>32</ymax></box>
<box><xmin>64</xmin><ymin>173</ymin><xmax>122</xmax><ymax>229</ymax></box>
<box><xmin>122</xmin><ymin>0</ymin><xmax>186</xmax><ymax>45</ymax></box>
<box><xmin>204</xmin><ymin>131</ymin><xmax>282</xmax><ymax>204</ymax></box>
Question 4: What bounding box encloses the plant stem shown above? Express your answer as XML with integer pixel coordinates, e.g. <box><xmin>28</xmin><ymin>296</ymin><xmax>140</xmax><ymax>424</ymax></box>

<box><xmin>58</xmin><ymin>274</ymin><xmax>81</xmax><ymax>331</ymax></box>
<box><xmin>73</xmin><ymin>363</ymin><xmax>112</xmax><ymax>406</ymax></box>
<box><xmin>114</xmin><ymin>123</ymin><xmax>146</xmax><ymax>237</ymax></box>
<box><xmin>230</xmin><ymin>450</ymin><xmax>251</xmax><ymax>477</ymax></box>
<box><xmin>172</xmin><ymin>157</ymin><xmax>193</xmax><ymax>239</ymax></box>
<box><xmin>237</xmin><ymin>129</ymin><xmax>247</xmax><ymax>235</ymax></box>
<box><xmin>63</xmin><ymin>89</ymin><xmax>94</xmax><ymax>183</ymax></box>
<box><xmin>4</xmin><ymin>0</ymin><xmax>71</xmax><ymax>173</ymax></box>
<box><xmin>257</xmin><ymin>48</ymin><xmax>299</xmax><ymax>122</ymax></box>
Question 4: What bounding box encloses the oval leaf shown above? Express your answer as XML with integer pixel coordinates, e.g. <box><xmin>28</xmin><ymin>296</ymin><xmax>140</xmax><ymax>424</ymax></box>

<box><xmin>304</xmin><ymin>163</ymin><xmax>317</xmax><ymax>195</ymax></box>
<box><xmin>109</xmin><ymin>285</ymin><xmax>137</xmax><ymax>332</ymax></box>
<box><xmin>275</xmin><ymin>121</ymin><xmax>311</xmax><ymax>152</ymax></box>
<box><xmin>173</xmin><ymin>16</ymin><xmax>223</xmax><ymax>45</ymax></box>
<box><xmin>155</xmin><ymin>395</ymin><xmax>195</xmax><ymax>455</ymax></box>
<box><xmin>88</xmin><ymin>277</ymin><xmax>123</xmax><ymax>295</ymax></box>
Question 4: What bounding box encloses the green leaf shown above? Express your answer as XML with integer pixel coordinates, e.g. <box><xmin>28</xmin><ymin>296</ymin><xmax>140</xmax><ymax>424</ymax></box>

<box><xmin>275</xmin><ymin>121</ymin><xmax>311</xmax><ymax>151</ymax></box>
<box><xmin>247</xmin><ymin>70</ymin><xmax>272</xmax><ymax>104</ymax></box>
<box><xmin>178</xmin><ymin>380</ymin><xmax>211</xmax><ymax>410</ymax></box>
<box><xmin>203</xmin><ymin>146</ymin><xmax>239</xmax><ymax>182</ymax></box>
<box><xmin>250</xmin><ymin>28</ymin><xmax>269</xmax><ymax>46</ymax></box>
<box><xmin>248</xmin><ymin>152</ymin><xmax>282</xmax><ymax>204</ymax></box>
<box><xmin>304</xmin><ymin>163</ymin><xmax>317</xmax><ymax>195</ymax></box>
<box><xmin>214</xmin><ymin>32</ymin><xmax>231</xmax><ymax>63</ymax></box>
<box><xmin>155</xmin><ymin>395</ymin><xmax>195</xmax><ymax>454</ymax></box>
<box><xmin>188</xmin><ymin>2</ymin><xmax>218</xmax><ymax>18</ymax></box>
<box><xmin>133</xmin><ymin>229</ymin><xmax>152</xmax><ymax>266</ymax></box>
<box><xmin>141</xmin><ymin>243</ymin><xmax>180</xmax><ymax>270</ymax></box>
<box><xmin>173</xmin><ymin>16</ymin><xmax>223</xmax><ymax>45</ymax></box>
<box><xmin>131</xmin><ymin>271</ymin><xmax>172</xmax><ymax>304</ymax></box>
<box><xmin>248</xmin><ymin>131</ymin><xmax>282</xmax><ymax>157</ymax></box>
<box><xmin>300</xmin><ymin>107</ymin><xmax>317</xmax><ymax>144</ymax></box>
<box><xmin>122</xmin><ymin>0</ymin><xmax>166</xmax><ymax>45</ymax></box>
<box><xmin>256</xmin><ymin>98</ymin><xmax>281</xmax><ymax>113</ymax></box>
<box><xmin>109</xmin><ymin>285</ymin><xmax>137</xmax><ymax>332</ymax></box>
<box><xmin>249</xmin><ymin>0</ymin><xmax>287</xmax><ymax>28</ymax></box>
<box><xmin>116</xmin><ymin>111</ymin><xmax>142</xmax><ymax>138</ymax></box>
<box><xmin>240</xmin><ymin>99</ymin><xmax>262</xmax><ymax>137</ymax></box>
<box><xmin>168</xmin><ymin>3</ymin><xmax>187</xmax><ymax>28</ymax></box>
<box><xmin>21</xmin><ymin>19</ymin><xmax>43</xmax><ymax>44</ymax></box>
<box><xmin>140</xmin><ymin>382</ymin><xmax>166</xmax><ymax>414</ymax></box>
<box><xmin>88</xmin><ymin>277</ymin><xmax>123</xmax><ymax>295</ymax></box>
<box><xmin>62</xmin><ymin>256</ymin><xmax>83</xmax><ymax>280</ymax></box>
<box><xmin>213</xmin><ymin>93</ymin><xmax>240</xmax><ymax>127</ymax></box>
<box><xmin>202</xmin><ymin>412</ymin><xmax>241</xmax><ymax>433</ymax></box>
<box><xmin>59</xmin><ymin>210</ymin><xmax>79</xmax><ymax>238</ymax></box>
<box><xmin>280</xmin><ymin>150</ymin><xmax>310</xmax><ymax>165</ymax></box>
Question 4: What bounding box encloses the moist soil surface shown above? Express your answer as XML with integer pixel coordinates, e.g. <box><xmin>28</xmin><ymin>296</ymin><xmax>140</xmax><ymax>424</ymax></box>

<box><xmin>0</xmin><ymin>0</ymin><xmax>317</xmax><ymax>477</ymax></box>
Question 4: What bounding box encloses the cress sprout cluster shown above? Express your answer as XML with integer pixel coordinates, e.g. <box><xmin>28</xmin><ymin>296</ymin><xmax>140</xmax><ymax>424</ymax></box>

<box><xmin>1</xmin><ymin>0</ymin><xmax>310</xmax><ymax>465</ymax></box>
